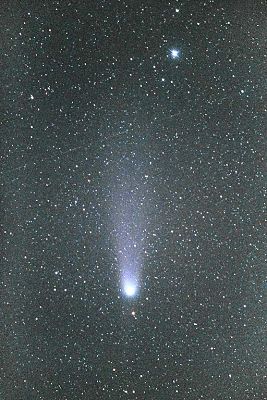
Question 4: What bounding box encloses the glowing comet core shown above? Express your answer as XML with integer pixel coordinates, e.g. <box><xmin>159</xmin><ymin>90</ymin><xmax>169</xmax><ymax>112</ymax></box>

<box><xmin>123</xmin><ymin>280</ymin><xmax>138</xmax><ymax>297</ymax></box>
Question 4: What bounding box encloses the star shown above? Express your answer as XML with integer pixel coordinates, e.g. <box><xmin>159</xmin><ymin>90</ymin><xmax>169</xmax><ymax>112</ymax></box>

<box><xmin>169</xmin><ymin>48</ymin><xmax>181</xmax><ymax>59</ymax></box>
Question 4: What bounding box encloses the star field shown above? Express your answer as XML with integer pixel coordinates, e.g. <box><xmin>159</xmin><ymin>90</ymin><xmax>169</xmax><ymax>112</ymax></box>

<box><xmin>1</xmin><ymin>1</ymin><xmax>266</xmax><ymax>399</ymax></box>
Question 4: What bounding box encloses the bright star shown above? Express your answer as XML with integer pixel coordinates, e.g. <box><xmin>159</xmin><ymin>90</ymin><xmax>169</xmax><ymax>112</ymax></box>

<box><xmin>170</xmin><ymin>49</ymin><xmax>180</xmax><ymax>59</ymax></box>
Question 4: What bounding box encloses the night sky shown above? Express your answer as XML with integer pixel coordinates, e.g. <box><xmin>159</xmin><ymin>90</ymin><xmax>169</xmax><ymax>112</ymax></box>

<box><xmin>1</xmin><ymin>1</ymin><xmax>267</xmax><ymax>399</ymax></box>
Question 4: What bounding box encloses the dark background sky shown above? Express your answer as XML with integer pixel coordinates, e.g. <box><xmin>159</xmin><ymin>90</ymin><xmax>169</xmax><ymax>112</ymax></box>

<box><xmin>1</xmin><ymin>1</ymin><xmax>266</xmax><ymax>399</ymax></box>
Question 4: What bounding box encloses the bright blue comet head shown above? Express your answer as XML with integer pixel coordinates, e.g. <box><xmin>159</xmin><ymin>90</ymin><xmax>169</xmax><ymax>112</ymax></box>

<box><xmin>123</xmin><ymin>280</ymin><xmax>138</xmax><ymax>297</ymax></box>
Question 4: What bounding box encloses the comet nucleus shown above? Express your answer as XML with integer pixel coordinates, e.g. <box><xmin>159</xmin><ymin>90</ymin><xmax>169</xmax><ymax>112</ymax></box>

<box><xmin>123</xmin><ymin>279</ymin><xmax>138</xmax><ymax>297</ymax></box>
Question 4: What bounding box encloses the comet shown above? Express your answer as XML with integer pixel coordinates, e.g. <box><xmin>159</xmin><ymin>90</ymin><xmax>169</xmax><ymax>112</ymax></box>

<box><xmin>110</xmin><ymin>147</ymin><xmax>148</xmax><ymax>300</ymax></box>
<box><xmin>123</xmin><ymin>279</ymin><xmax>138</xmax><ymax>297</ymax></box>
<box><xmin>116</xmin><ymin>218</ymin><xmax>143</xmax><ymax>299</ymax></box>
